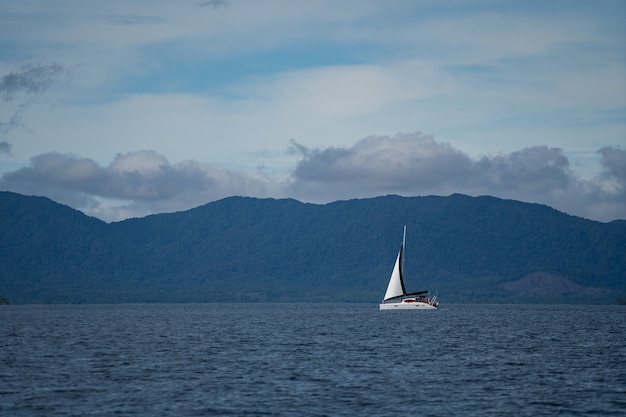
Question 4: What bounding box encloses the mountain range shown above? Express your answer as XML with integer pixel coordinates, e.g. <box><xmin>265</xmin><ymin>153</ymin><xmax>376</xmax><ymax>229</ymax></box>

<box><xmin>1</xmin><ymin>191</ymin><xmax>624</xmax><ymax>304</ymax></box>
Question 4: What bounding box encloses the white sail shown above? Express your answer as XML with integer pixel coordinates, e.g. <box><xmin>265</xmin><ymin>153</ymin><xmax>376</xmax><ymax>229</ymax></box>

<box><xmin>383</xmin><ymin>249</ymin><xmax>405</xmax><ymax>301</ymax></box>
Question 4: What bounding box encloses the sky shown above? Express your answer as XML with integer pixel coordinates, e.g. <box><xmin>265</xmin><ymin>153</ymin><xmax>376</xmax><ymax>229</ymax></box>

<box><xmin>0</xmin><ymin>0</ymin><xmax>624</xmax><ymax>222</ymax></box>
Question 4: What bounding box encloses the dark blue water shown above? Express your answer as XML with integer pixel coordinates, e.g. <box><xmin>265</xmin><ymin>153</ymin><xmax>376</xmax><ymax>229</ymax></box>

<box><xmin>1</xmin><ymin>304</ymin><xmax>625</xmax><ymax>416</ymax></box>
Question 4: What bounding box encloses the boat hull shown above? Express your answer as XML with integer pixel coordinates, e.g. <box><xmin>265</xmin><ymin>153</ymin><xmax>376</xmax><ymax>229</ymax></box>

<box><xmin>379</xmin><ymin>302</ymin><xmax>438</xmax><ymax>310</ymax></box>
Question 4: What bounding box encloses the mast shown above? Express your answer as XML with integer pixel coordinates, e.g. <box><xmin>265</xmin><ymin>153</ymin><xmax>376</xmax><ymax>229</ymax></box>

<box><xmin>401</xmin><ymin>225</ymin><xmax>406</xmax><ymax>280</ymax></box>
<box><xmin>382</xmin><ymin>225</ymin><xmax>408</xmax><ymax>302</ymax></box>
<box><xmin>399</xmin><ymin>225</ymin><xmax>407</xmax><ymax>296</ymax></box>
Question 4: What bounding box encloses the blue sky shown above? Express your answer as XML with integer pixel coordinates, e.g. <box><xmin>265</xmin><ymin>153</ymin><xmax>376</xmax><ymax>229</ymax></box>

<box><xmin>0</xmin><ymin>0</ymin><xmax>624</xmax><ymax>222</ymax></box>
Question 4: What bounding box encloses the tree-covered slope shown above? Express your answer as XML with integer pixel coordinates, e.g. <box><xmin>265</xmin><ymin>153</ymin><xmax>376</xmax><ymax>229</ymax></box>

<box><xmin>0</xmin><ymin>192</ymin><xmax>624</xmax><ymax>304</ymax></box>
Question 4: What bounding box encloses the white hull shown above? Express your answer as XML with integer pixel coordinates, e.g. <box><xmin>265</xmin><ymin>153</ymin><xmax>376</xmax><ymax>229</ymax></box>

<box><xmin>380</xmin><ymin>301</ymin><xmax>437</xmax><ymax>310</ymax></box>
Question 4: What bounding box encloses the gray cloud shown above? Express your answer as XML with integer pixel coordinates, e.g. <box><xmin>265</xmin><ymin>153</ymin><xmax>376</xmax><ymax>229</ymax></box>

<box><xmin>590</xmin><ymin>146</ymin><xmax>626</xmax><ymax>217</ymax></box>
<box><xmin>1</xmin><ymin>134</ymin><xmax>623</xmax><ymax>222</ymax></box>
<box><xmin>0</xmin><ymin>63</ymin><xmax>67</xmax><ymax>145</ymax></box>
<box><xmin>472</xmin><ymin>146</ymin><xmax>572</xmax><ymax>193</ymax></box>
<box><xmin>0</xmin><ymin>63</ymin><xmax>65</xmax><ymax>102</ymax></box>
<box><xmin>196</xmin><ymin>0</ymin><xmax>228</xmax><ymax>8</ymax></box>
<box><xmin>599</xmin><ymin>146</ymin><xmax>626</xmax><ymax>181</ymax></box>
<box><xmin>290</xmin><ymin>133</ymin><xmax>473</xmax><ymax>196</ymax></box>
<box><xmin>289</xmin><ymin>133</ymin><xmax>574</xmax><ymax>199</ymax></box>
<box><xmin>0</xmin><ymin>141</ymin><xmax>11</xmax><ymax>154</ymax></box>
<box><xmin>0</xmin><ymin>150</ymin><xmax>279</xmax><ymax>221</ymax></box>
<box><xmin>288</xmin><ymin>133</ymin><xmax>623</xmax><ymax>221</ymax></box>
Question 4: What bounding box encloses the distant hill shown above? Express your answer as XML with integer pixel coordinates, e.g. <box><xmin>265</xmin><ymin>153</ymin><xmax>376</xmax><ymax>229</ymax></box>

<box><xmin>1</xmin><ymin>191</ymin><xmax>624</xmax><ymax>304</ymax></box>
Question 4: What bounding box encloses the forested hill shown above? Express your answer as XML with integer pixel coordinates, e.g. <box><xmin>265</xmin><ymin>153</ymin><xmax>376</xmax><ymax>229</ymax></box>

<box><xmin>1</xmin><ymin>191</ymin><xmax>624</xmax><ymax>304</ymax></box>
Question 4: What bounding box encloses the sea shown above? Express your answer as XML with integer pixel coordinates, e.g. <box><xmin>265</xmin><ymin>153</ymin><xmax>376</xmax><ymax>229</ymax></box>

<box><xmin>1</xmin><ymin>303</ymin><xmax>625</xmax><ymax>416</ymax></box>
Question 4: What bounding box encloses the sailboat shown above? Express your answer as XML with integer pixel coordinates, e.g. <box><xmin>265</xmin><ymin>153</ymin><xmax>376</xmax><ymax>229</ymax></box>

<box><xmin>379</xmin><ymin>225</ymin><xmax>439</xmax><ymax>310</ymax></box>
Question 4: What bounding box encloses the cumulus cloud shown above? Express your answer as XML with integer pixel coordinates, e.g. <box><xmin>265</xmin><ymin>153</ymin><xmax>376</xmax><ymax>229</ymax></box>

<box><xmin>0</xmin><ymin>150</ymin><xmax>283</xmax><ymax>221</ymax></box>
<box><xmin>289</xmin><ymin>133</ymin><xmax>576</xmax><ymax>201</ymax></box>
<box><xmin>288</xmin><ymin>133</ymin><xmax>624</xmax><ymax>221</ymax></box>
<box><xmin>472</xmin><ymin>146</ymin><xmax>573</xmax><ymax>193</ymax></box>
<box><xmin>289</xmin><ymin>133</ymin><xmax>471</xmax><ymax>195</ymax></box>
<box><xmin>1</xmin><ymin>133</ymin><xmax>624</xmax><ymax>222</ymax></box>
<box><xmin>589</xmin><ymin>146</ymin><xmax>626</xmax><ymax>216</ymax></box>
<box><xmin>599</xmin><ymin>146</ymin><xmax>626</xmax><ymax>181</ymax></box>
